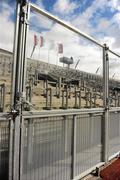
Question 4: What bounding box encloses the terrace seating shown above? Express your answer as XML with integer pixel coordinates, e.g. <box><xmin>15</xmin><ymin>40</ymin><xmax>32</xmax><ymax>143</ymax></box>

<box><xmin>0</xmin><ymin>48</ymin><xmax>120</xmax><ymax>110</ymax></box>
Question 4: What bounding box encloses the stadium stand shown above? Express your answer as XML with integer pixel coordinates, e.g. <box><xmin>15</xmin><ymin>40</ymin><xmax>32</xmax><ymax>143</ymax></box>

<box><xmin>0</xmin><ymin>48</ymin><xmax>120</xmax><ymax>111</ymax></box>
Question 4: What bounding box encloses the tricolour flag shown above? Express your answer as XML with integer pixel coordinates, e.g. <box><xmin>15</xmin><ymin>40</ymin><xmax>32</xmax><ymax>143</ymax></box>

<box><xmin>58</xmin><ymin>43</ymin><xmax>63</xmax><ymax>54</ymax></box>
<box><xmin>34</xmin><ymin>34</ymin><xmax>38</xmax><ymax>46</ymax></box>
<box><xmin>40</xmin><ymin>36</ymin><xmax>44</xmax><ymax>47</ymax></box>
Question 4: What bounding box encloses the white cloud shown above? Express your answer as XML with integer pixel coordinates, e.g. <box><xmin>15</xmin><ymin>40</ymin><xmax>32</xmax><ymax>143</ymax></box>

<box><xmin>35</xmin><ymin>0</ymin><xmax>45</xmax><ymax>9</ymax></box>
<box><xmin>97</xmin><ymin>19</ymin><xmax>110</xmax><ymax>31</ymax></box>
<box><xmin>53</xmin><ymin>0</ymin><xmax>78</xmax><ymax>15</ymax></box>
<box><xmin>108</xmin><ymin>0</ymin><xmax>120</xmax><ymax>11</ymax></box>
<box><xmin>30</xmin><ymin>11</ymin><xmax>54</xmax><ymax>31</ymax></box>
<box><xmin>0</xmin><ymin>2</ymin><xmax>15</xmax><ymax>52</ymax></box>
<box><xmin>70</xmin><ymin>0</ymin><xmax>120</xmax><ymax>58</ymax></box>
<box><xmin>72</xmin><ymin>0</ymin><xmax>108</xmax><ymax>34</ymax></box>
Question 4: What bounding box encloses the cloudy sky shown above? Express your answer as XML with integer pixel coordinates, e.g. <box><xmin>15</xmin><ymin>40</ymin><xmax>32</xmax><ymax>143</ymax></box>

<box><xmin>0</xmin><ymin>0</ymin><xmax>120</xmax><ymax>77</ymax></box>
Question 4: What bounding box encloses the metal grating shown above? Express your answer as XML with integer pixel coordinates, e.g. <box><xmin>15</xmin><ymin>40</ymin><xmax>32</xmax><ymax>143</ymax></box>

<box><xmin>109</xmin><ymin>112</ymin><xmax>120</xmax><ymax>157</ymax></box>
<box><xmin>0</xmin><ymin>119</ymin><xmax>9</xmax><ymax>180</ymax></box>
<box><xmin>75</xmin><ymin>114</ymin><xmax>102</xmax><ymax>176</ymax></box>
<box><xmin>21</xmin><ymin>116</ymin><xmax>73</xmax><ymax>180</ymax></box>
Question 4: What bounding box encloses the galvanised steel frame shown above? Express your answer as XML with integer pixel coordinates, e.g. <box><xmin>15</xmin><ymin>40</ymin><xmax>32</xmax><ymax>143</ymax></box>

<box><xmin>1</xmin><ymin>0</ymin><xmax>119</xmax><ymax>180</ymax></box>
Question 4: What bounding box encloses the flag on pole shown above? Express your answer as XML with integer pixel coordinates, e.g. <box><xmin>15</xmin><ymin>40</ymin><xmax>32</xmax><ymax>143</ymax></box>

<box><xmin>58</xmin><ymin>43</ymin><xmax>63</xmax><ymax>54</ymax></box>
<box><xmin>40</xmin><ymin>36</ymin><xmax>44</xmax><ymax>47</ymax></box>
<box><xmin>34</xmin><ymin>34</ymin><xmax>38</xmax><ymax>46</ymax></box>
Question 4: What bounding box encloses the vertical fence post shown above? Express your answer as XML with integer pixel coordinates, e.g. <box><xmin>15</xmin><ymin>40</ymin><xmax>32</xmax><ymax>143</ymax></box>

<box><xmin>58</xmin><ymin>77</ymin><xmax>61</xmax><ymax>98</ymax></box>
<box><xmin>13</xmin><ymin>116</ymin><xmax>21</xmax><ymax>180</ymax></box>
<box><xmin>8</xmin><ymin>118</ymin><xmax>14</xmax><ymax>180</ymax></box>
<box><xmin>71</xmin><ymin>115</ymin><xmax>76</xmax><ymax>179</ymax></box>
<box><xmin>10</xmin><ymin>1</ymin><xmax>30</xmax><ymax>180</ymax></box>
<box><xmin>64</xmin><ymin>116</ymin><xmax>68</xmax><ymax>153</ymax></box>
<box><xmin>27</xmin><ymin>119</ymin><xmax>33</xmax><ymax>165</ymax></box>
<box><xmin>102</xmin><ymin>44</ymin><xmax>109</xmax><ymax>162</ymax></box>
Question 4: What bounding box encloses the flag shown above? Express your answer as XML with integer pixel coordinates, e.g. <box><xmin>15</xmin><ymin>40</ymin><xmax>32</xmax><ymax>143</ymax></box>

<box><xmin>40</xmin><ymin>36</ymin><xmax>44</xmax><ymax>47</ymax></box>
<box><xmin>58</xmin><ymin>43</ymin><xmax>63</xmax><ymax>54</ymax></box>
<box><xmin>34</xmin><ymin>34</ymin><xmax>38</xmax><ymax>46</ymax></box>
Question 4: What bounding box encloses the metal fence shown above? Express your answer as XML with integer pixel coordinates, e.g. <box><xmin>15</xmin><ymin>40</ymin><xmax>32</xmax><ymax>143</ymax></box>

<box><xmin>21</xmin><ymin>116</ymin><xmax>72</xmax><ymax>180</ymax></box>
<box><xmin>1</xmin><ymin>0</ymin><xmax>120</xmax><ymax>180</ymax></box>
<box><xmin>0</xmin><ymin>115</ymin><xmax>9</xmax><ymax>180</ymax></box>
<box><xmin>11</xmin><ymin>108</ymin><xmax>120</xmax><ymax>180</ymax></box>
<box><xmin>1</xmin><ymin>108</ymin><xmax>120</xmax><ymax>180</ymax></box>
<box><xmin>20</xmin><ymin>109</ymin><xmax>104</xmax><ymax>180</ymax></box>
<box><xmin>109</xmin><ymin>110</ymin><xmax>120</xmax><ymax>157</ymax></box>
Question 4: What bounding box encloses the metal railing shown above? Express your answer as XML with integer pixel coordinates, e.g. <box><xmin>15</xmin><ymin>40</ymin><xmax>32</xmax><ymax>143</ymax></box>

<box><xmin>0</xmin><ymin>114</ymin><xmax>10</xmax><ymax>180</ymax></box>
<box><xmin>109</xmin><ymin>110</ymin><xmax>120</xmax><ymax>157</ymax></box>
<box><xmin>20</xmin><ymin>109</ymin><xmax>103</xmax><ymax>180</ymax></box>
<box><xmin>1</xmin><ymin>108</ymin><xmax>120</xmax><ymax>180</ymax></box>
<box><xmin>1</xmin><ymin>0</ymin><xmax>120</xmax><ymax>180</ymax></box>
<box><xmin>17</xmin><ymin>108</ymin><xmax>120</xmax><ymax>180</ymax></box>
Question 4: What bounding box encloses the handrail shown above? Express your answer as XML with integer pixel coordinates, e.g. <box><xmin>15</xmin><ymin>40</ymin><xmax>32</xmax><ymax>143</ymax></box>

<box><xmin>30</xmin><ymin>3</ymin><xmax>120</xmax><ymax>58</ymax></box>
<box><xmin>22</xmin><ymin>108</ymin><xmax>104</xmax><ymax>118</ymax></box>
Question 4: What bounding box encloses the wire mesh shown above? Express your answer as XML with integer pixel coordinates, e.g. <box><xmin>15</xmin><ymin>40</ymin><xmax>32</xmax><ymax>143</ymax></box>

<box><xmin>75</xmin><ymin>113</ymin><xmax>102</xmax><ymax>176</ymax></box>
<box><xmin>0</xmin><ymin>119</ymin><xmax>9</xmax><ymax>180</ymax></box>
<box><xmin>109</xmin><ymin>111</ymin><xmax>120</xmax><ymax>157</ymax></box>
<box><xmin>21</xmin><ymin>116</ymin><xmax>73</xmax><ymax>180</ymax></box>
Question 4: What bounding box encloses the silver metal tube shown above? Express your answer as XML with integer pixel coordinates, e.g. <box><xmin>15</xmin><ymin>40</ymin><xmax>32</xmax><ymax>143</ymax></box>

<box><xmin>8</xmin><ymin>118</ymin><xmax>14</xmax><ymax>180</ymax></box>
<box><xmin>11</xmin><ymin>2</ymin><xmax>20</xmax><ymax>108</ymax></box>
<box><xmin>13</xmin><ymin>116</ymin><xmax>21</xmax><ymax>180</ymax></box>
<box><xmin>22</xmin><ymin>108</ymin><xmax>104</xmax><ymax>118</ymax></box>
<box><xmin>27</xmin><ymin>119</ymin><xmax>33</xmax><ymax>165</ymax></box>
<box><xmin>71</xmin><ymin>115</ymin><xmax>77</xmax><ymax>179</ymax></box>
<box><xmin>102</xmin><ymin>44</ymin><xmax>109</xmax><ymax>162</ymax></box>
<box><xmin>64</xmin><ymin>116</ymin><xmax>68</xmax><ymax>153</ymax></box>
<box><xmin>19</xmin><ymin>117</ymin><xmax>24</xmax><ymax>179</ymax></box>
<box><xmin>23</xmin><ymin>3</ymin><xmax>30</xmax><ymax>93</ymax></box>
<box><xmin>109</xmin><ymin>49</ymin><xmax>120</xmax><ymax>58</ymax></box>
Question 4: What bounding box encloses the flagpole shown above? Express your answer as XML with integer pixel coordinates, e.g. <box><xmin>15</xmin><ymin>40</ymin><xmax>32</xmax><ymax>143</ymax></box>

<box><xmin>31</xmin><ymin>34</ymin><xmax>38</xmax><ymax>59</ymax></box>
<box><xmin>30</xmin><ymin>45</ymin><xmax>35</xmax><ymax>58</ymax></box>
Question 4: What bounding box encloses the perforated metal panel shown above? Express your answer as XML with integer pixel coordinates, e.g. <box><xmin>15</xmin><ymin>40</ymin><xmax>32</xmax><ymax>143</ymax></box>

<box><xmin>0</xmin><ymin>119</ymin><xmax>9</xmax><ymax>180</ymax></box>
<box><xmin>75</xmin><ymin>114</ymin><xmax>102</xmax><ymax>176</ymax></box>
<box><xmin>21</xmin><ymin>116</ymin><xmax>73</xmax><ymax>180</ymax></box>
<box><xmin>109</xmin><ymin>112</ymin><xmax>120</xmax><ymax>157</ymax></box>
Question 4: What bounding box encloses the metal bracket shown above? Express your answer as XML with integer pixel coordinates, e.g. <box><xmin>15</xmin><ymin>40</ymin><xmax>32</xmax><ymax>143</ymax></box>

<box><xmin>17</xmin><ymin>0</ymin><xmax>28</xmax><ymax>6</ymax></box>
<box><xmin>20</xmin><ymin>3</ymin><xmax>29</xmax><ymax>25</ymax></box>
